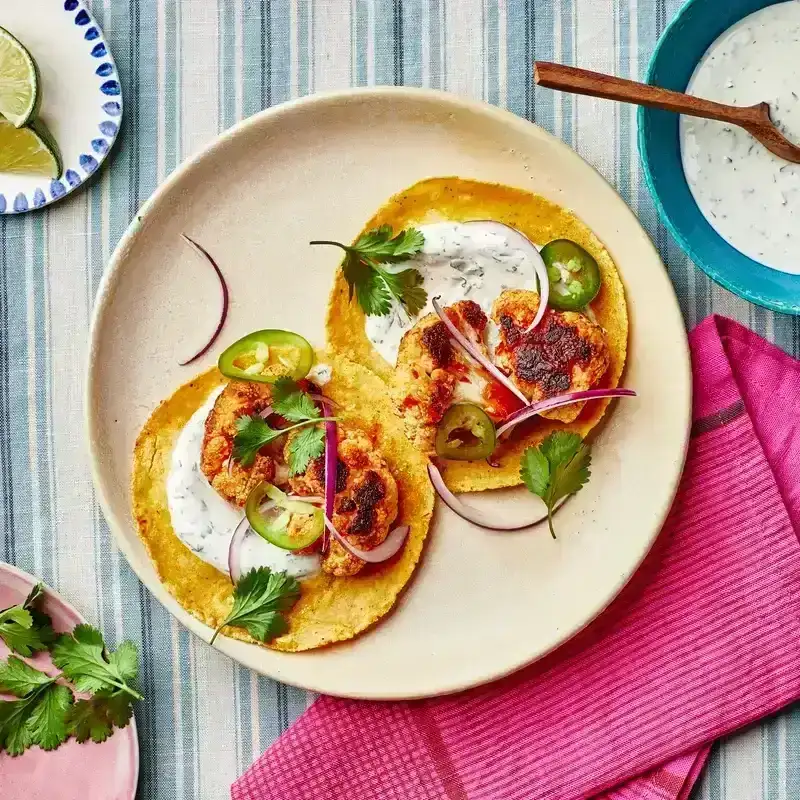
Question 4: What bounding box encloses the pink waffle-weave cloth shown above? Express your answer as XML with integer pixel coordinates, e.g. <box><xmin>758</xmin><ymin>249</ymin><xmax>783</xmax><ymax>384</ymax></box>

<box><xmin>233</xmin><ymin>316</ymin><xmax>800</xmax><ymax>800</ymax></box>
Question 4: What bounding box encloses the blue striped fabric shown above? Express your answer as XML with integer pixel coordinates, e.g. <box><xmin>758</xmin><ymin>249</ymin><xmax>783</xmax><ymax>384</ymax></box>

<box><xmin>1</xmin><ymin>1</ymin><xmax>797</xmax><ymax>798</ymax></box>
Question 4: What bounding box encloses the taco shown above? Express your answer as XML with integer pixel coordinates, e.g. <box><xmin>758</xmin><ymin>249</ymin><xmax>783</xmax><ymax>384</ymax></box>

<box><xmin>132</xmin><ymin>346</ymin><xmax>434</xmax><ymax>652</ymax></box>
<box><xmin>324</xmin><ymin>177</ymin><xmax>629</xmax><ymax>492</ymax></box>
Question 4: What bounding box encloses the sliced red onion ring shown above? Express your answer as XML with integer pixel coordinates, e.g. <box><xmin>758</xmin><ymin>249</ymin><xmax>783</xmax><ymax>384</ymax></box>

<box><xmin>458</xmin><ymin>221</ymin><xmax>549</xmax><ymax>333</ymax></box>
<box><xmin>178</xmin><ymin>234</ymin><xmax>230</xmax><ymax>366</ymax></box>
<box><xmin>432</xmin><ymin>296</ymin><xmax>529</xmax><ymax>406</ymax></box>
<box><xmin>496</xmin><ymin>388</ymin><xmax>637</xmax><ymax>438</ymax></box>
<box><xmin>259</xmin><ymin>405</ymin><xmax>274</xmax><ymax>419</ymax></box>
<box><xmin>324</xmin><ymin>516</ymin><xmax>410</xmax><ymax>563</ymax></box>
<box><xmin>322</xmin><ymin>399</ymin><xmax>337</xmax><ymax>552</ymax></box>
<box><xmin>427</xmin><ymin>463</ymin><xmax>551</xmax><ymax>529</ymax></box>
<box><xmin>227</xmin><ymin>515</ymin><xmax>250</xmax><ymax>583</ymax></box>
<box><xmin>308</xmin><ymin>393</ymin><xmax>338</xmax><ymax>408</ymax></box>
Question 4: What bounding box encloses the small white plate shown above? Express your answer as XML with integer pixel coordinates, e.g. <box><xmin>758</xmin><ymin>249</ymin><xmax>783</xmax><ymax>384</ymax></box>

<box><xmin>87</xmin><ymin>88</ymin><xmax>691</xmax><ymax>700</ymax></box>
<box><xmin>0</xmin><ymin>0</ymin><xmax>121</xmax><ymax>214</ymax></box>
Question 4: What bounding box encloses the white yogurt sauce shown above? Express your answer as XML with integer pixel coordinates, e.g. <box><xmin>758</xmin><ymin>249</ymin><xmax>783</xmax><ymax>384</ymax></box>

<box><xmin>166</xmin><ymin>387</ymin><xmax>321</xmax><ymax>579</ymax></box>
<box><xmin>365</xmin><ymin>221</ymin><xmax>542</xmax><ymax>364</ymax></box>
<box><xmin>680</xmin><ymin>1</ymin><xmax>800</xmax><ymax>274</ymax></box>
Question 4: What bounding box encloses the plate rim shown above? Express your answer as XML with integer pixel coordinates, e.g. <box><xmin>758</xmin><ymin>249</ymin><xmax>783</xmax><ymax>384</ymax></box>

<box><xmin>0</xmin><ymin>0</ymin><xmax>123</xmax><ymax>215</ymax></box>
<box><xmin>85</xmin><ymin>86</ymin><xmax>692</xmax><ymax>699</ymax></box>
<box><xmin>0</xmin><ymin>561</ymin><xmax>139</xmax><ymax>797</ymax></box>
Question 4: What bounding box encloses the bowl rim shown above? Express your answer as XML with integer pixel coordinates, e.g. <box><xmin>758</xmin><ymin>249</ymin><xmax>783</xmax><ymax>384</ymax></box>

<box><xmin>637</xmin><ymin>0</ymin><xmax>800</xmax><ymax>316</ymax></box>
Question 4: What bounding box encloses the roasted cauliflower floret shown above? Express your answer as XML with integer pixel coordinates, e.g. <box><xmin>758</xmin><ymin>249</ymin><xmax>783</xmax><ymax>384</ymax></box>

<box><xmin>289</xmin><ymin>429</ymin><xmax>399</xmax><ymax>577</ymax></box>
<box><xmin>393</xmin><ymin>300</ymin><xmax>488</xmax><ymax>454</ymax></box>
<box><xmin>491</xmin><ymin>289</ymin><xmax>610</xmax><ymax>423</ymax></box>
<box><xmin>200</xmin><ymin>380</ymin><xmax>276</xmax><ymax>506</ymax></box>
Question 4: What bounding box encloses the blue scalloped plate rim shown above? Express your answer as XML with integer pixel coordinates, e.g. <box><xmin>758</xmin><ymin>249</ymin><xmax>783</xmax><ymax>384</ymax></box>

<box><xmin>0</xmin><ymin>0</ymin><xmax>122</xmax><ymax>215</ymax></box>
<box><xmin>637</xmin><ymin>0</ymin><xmax>800</xmax><ymax>315</ymax></box>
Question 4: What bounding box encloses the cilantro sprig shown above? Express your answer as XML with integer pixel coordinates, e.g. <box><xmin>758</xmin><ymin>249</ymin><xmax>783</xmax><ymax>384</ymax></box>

<box><xmin>310</xmin><ymin>225</ymin><xmax>427</xmax><ymax>317</ymax></box>
<box><xmin>520</xmin><ymin>431</ymin><xmax>592</xmax><ymax>539</ymax></box>
<box><xmin>0</xmin><ymin>612</ymin><xmax>141</xmax><ymax>757</ymax></box>
<box><xmin>233</xmin><ymin>377</ymin><xmax>332</xmax><ymax>475</ymax></box>
<box><xmin>210</xmin><ymin>567</ymin><xmax>300</xmax><ymax>645</ymax></box>
<box><xmin>0</xmin><ymin>583</ymin><xmax>56</xmax><ymax>657</ymax></box>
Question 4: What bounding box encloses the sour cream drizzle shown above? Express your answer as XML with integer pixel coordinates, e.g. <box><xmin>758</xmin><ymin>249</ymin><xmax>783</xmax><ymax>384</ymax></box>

<box><xmin>680</xmin><ymin>1</ymin><xmax>800</xmax><ymax>274</ymax></box>
<box><xmin>166</xmin><ymin>387</ymin><xmax>321</xmax><ymax>579</ymax></box>
<box><xmin>365</xmin><ymin>221</ymin><xmax>542</xmax><ymax>364</ymax></box>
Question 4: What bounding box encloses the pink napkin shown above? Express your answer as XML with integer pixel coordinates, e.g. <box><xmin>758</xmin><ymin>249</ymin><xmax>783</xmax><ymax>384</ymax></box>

<box><xmin>233</xmin><ymin>316</ymin><xmax>800</xmax><ymax>800</ymax></box>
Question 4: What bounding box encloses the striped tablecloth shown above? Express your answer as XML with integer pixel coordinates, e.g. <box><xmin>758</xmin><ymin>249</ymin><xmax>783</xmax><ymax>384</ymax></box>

<box><xmin>1</xmin><ymin>1</ymin><xmax>797</xmax><ymax>798</ymax></box>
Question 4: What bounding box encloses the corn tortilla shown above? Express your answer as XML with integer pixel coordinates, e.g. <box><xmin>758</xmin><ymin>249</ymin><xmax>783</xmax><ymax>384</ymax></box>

<box><xmin>325</xmin><ymin>176</ymin><xmax>629</xmax><ymax>492</ymax></box>
<box><xmin>131</xmin><ymin>353</ymin><xmax>434</xmax><ymax>652</ymax></box>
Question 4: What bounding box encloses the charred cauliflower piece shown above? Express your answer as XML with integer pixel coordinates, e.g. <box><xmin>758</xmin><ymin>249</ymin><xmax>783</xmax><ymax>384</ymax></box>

<box><xmin>201</xmin><ymin>380</ymin><xmax>276</xmax><ymax>506</ymax></box>
<box><xmin>289</xmin><ymin>429</ymin><xmax>399</xmax><ymax>577</ymax></box>
<box><xmin>393</xmin><ymin>300</ymin><xmax>489</xmax><ymax>455</ymax></box>
<box><xmin>491</xmin><ymin>289</ymin><xmax>610</xmax><ymax>423</ymax></box>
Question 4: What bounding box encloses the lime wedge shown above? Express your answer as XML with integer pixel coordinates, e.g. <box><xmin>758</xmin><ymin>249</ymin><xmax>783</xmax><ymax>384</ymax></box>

<box><xmin>0</xmin><ymin>118</ymin><xmax>61</xmax><ymax>178</ymax></box>
<box><xmin>0</xmin><ymin>27</ymin><xmax>39</xmax><ymax>127</ymax></box>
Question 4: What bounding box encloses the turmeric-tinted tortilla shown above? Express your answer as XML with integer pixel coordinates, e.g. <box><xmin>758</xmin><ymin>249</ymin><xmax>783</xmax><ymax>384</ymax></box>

<box><xmin>131</xmin><ymin>354</ymin><xmax>434</xmax><ymax>652</ymax></box>
<box><xmin>326</xmin><ymin>177</ymin><xmax>629</xmax><ymax>492</ymax></box>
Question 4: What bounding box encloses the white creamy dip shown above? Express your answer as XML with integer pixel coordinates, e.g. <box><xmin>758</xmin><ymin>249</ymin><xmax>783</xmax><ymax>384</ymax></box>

<box><xmin>365</xmin><ymin>221</ymin><xmax>542</xmax><ymax>364</ymax></box>
<box><xmin>680</xmin><ymin>1</ymin><xmax>800</xmax><ymax>274</ymax></box>
<box><xmin>166</xmin><ymin>387</ymin><xmax>321</xmax><ymax>579</ymax></box>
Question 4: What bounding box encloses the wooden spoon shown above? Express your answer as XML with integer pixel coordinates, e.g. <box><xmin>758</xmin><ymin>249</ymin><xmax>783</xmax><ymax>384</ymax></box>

<box><xmin>534</xmin><ymin>61</ymin><xmax>800</xmax><ymax>164</ymax></box>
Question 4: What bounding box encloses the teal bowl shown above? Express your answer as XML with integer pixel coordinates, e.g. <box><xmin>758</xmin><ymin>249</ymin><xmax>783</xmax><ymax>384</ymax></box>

<box><xmin>638</xmin><ymin>0</ymin><xmax>800</xmax><ymax>314</ymax></box>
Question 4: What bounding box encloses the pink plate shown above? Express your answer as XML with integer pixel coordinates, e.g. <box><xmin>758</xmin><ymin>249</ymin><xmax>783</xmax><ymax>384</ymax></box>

<box><xmin>0</xmin><ymin>562</ymin><xmax>139</xmax><ymax>800</ymax></box>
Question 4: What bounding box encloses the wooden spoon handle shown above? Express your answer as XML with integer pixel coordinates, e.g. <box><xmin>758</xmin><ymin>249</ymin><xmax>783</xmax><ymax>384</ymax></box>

<box><xmin>534</xmin><ymin>61</ymin><xmax>763</xmax><ymax>127</ymax></box>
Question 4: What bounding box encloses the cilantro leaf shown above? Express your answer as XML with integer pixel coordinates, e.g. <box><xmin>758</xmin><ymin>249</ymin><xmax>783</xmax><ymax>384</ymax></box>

<box><xmin>520</xmin><ymin>446</ymin><xmax>550</xmax><ymax>498</ymax></box>
<box><xmin>51</xmin><ymin>625</ymin><xmax>142</xmax><ymax>702</ymax></box>
<box><xmin>0</xmin><ymin>680</ymin><xmax>72</xmax><ymax>756</ymax></box>
<box><xmin>353</xmin><ymin>225</ymin><xmax>425</xmax><ymax>261</ymax></box>
<box><xmin>0</xmin><ymin>656</ymin><xmax>54</xmax><ymax>697</ymax></box>
<box><xmin>66</xmin><ymin>692</ymin><xmax>133</xmax><ymax>744</ymax></box>
<box><xmin>540</xmin><ymin>431</ymin><xmax>583</xmax><ymax>466</ymax></box>
<box><xmin>377</xmin><ymin>267</ymin><xmax>428</xmax><ymax>316</ymax></box>
<box><xmin>271</xmin><ymin>378</ymin><xmax>321</xmax><ymax>423</ymax></box>
<box><xmin>520</xmin><ymin>431</ymin><xmax>592</xmax><ymax>539</ymax></box>
<box><xmin>232</xmin><ymin>415</ymin><xmax>283</xmax><ymax>467</ymax></box>
<box><xmin>26</xmin><ymin>683</ymin><xmax>72</xmax><ymax>751</ymax></box>
<box><xmin>311</xmin><ymin>226</ymin><xmax>427</xmax><ymax>317</ymax></box>
<box><xmin>288</xmin><ymin>425</ymin><xmax>326</xmax><ymax>476</ymax></box>
<box><xmin>210</xmin><ymin>567</ymin><xmax>300</xmax><ymax>645</ymax></box>
<box><xmin>233</xmin><ymin>411</ymin><xmax>336</xmax><ymax>470</ymax></box>
<box><xmin>343</xmin><ymin>254</ymin><xmax>393</xmax><ymax>316</ymax></box>
<box><xmin>0</xmin><ymin>583</ymin><xmax>56</xmax><ymax>657</ymax></box>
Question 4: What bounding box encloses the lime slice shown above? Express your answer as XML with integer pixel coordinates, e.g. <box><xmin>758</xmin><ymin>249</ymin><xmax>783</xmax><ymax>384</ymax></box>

<box><xmin>0</xmin><ymin>118</ymin><xmax>61</xmax><ymax>178</ymax></box>
<box><xmin>0</xmin><ymin>27</ymin><xmax>40</xmax><ymax>127</ymax></box>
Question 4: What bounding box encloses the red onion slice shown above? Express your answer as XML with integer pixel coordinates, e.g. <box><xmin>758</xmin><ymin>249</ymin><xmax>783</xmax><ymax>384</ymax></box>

<box><xmin>324</xmin><ymin>516</ymin><xmax>410</xmax><ymax>563</ymax></box>
<box><xmin>227</xmin><ymin>515</ymin><xmax>250</xmax><ymax>583</ymax></box>
<box><xmin>308</xmin><ymin>393</ymin><xmax>338</xmax><ymax>408</ymax></box>
<box><xmin>432</xmin><ymin>296</ymin><xmax>529</xmax><ymax>406</ymax></box>
<box><xmin>427</xmin><ymin>463</ymin><xmax>550</xmax><ymax>529</ymax></box>
<box><xmin>457</xmin><ymin>220</ymin><xmax>549</xmax><ymax>333</ymax></box>
<box><xmin>259</xmin><ymin>405</ymin><xmax>274</xmax><ymax>419</ymax></box>
<box><xmin>496</xmin><ymin>388</ymin><xmax>637</xmax><ymax>438</ymax></box>
<box><xmin>178</xmin><ymin>234</ymin><xmax>230</xmax><ymax>366</ymax></box>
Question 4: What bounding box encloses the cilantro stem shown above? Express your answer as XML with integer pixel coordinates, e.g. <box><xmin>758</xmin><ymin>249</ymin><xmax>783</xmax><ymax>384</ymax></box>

<box><xmin>547</xmin><ymin>509</ymin><xmax>557</xmax><ymax>540</ymax></box>
<box><xmin>309</xmin><ymin>240</ymin><xmax>352</xmax><ymax>252</ymax></box>
<box><xmin>209</xmin><ymin>625</ymin><xmax>225</xmax><ymax>646</ymax></box>
<box><xmin>102</xmin><ymin>678</ymin><xmax>143</xmax><ymax>702</ymax></box>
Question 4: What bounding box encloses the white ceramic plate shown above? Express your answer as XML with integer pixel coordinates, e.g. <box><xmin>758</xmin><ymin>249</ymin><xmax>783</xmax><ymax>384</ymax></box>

<box><xmin>86</xmin><ymin>88</ymin><xmax>691</xmax><ymax>700</ymax></box>
<box><xmin>0</xmin><ymin>0</ymin><xmax>121</xmax><ymax>213</ymax></box>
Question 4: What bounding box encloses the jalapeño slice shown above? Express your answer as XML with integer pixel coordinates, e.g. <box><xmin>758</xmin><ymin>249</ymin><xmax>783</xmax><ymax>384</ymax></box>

<box><xmin>435</xmin><ymin>403</ymin><xmax>497</xmax><ymax>461</ymax></box>
<box><xmin>541</xmin><ymin>239</ymin><xmax>601</xmax><ymax>311</ymax></box>
<box><xmin>218</xmin><ymin>330</ymin><xmax>314</xmax><ymax>383</ymax></box>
